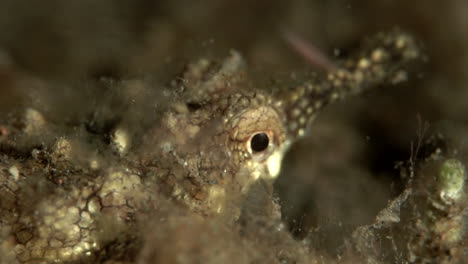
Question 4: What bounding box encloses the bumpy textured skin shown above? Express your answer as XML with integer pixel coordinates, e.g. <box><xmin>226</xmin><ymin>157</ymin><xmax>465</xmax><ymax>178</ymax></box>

<box><xmin>0</xmin><ymin>30</ymin><xmax>421</xmax><ymax>263</ymax></box>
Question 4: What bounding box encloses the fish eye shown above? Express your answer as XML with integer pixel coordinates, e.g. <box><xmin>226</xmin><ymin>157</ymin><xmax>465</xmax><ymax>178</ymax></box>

<box><xmin>250</xmin><ymin>132</ymin><xmax>270</xmax><ymax>153</ymax></box>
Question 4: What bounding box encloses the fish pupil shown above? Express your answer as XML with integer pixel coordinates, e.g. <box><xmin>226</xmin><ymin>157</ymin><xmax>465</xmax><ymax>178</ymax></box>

<box><xmin>251</xmin><ymin>133</ymin><xmax>269</xmax><ymax>152</ymax></box>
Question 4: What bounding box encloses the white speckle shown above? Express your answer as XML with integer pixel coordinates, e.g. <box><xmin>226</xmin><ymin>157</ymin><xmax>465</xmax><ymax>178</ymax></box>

<box><xmin>266</xmin><ymin>150</ymin><xmax>283</xmax><ymax>179</ymax></box>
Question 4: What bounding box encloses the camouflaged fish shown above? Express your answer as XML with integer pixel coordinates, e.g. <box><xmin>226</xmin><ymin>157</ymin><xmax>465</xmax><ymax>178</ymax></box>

<box><xmin>0</xmin><ymin>30</ymin><xmax>421</xmax><ymax>263</ymax></box>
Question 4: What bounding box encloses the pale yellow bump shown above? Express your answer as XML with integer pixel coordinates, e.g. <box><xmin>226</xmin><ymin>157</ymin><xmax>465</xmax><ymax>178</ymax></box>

<box><xmin>66</xmin><ymin>225</ymin><xmax>81</xmax><ymax>242</ymax></box>
<box><xmin>50</xmin><ymin>239</ymin><xmax>63</xmax><ymax>248</ymax></box>
<box><xmin>102</xmin><ymin>192</ymin><xmax>126</xmax><ymax>207</ymax></box>
<box><xmin>8</xmin><ymin>166</ymin><xmax>19</xmax><ymax>181</ymax></box>
<box><xmin>24</xmin><ymin>108</ymin><xmax>46</xmax><ymax>134</ymax></box>
<box><xmin>240</xmin><ymin>97</ymin><xmax>250</xmax><ymax>106</ymax></box>
<box><xmin>79</xmin><ymin>211</ymin><xmax>93</xmax><ymax>228</ymax></box>
<box><xmin>72</xmin><ymin>243</ymin><xmax>87</xmax><ymax>256</ymax></box>
<box><xmin>58</xmin><ymin>247</ymin><xmax>73</xmax><ymax>259</ymax></box>
<box><xmin>44</xmin><ymin>249</ymin><xmax>58</xmax><ymax>261</ymax></box>
<box><xmin>358</xmin><ymin>58</ymin><xmax>370</xmax><ymax>69</ymax></box>
<box><xmin>275</xmin><ymin>100</ymin><xmax>284</xmax><ymax>108</ymax></box>
<box><xmin>89</xmin><ymin>158</ymin><xmax>100</xmax><ymax>170</ymax></box>
<box><xmin>297</xmin><ymin>129</ymin><xmax>305</xmax><ymax>137</ymax></box>
<box><xmin>396</xmin><ymin>36</ymin><xmax>407</xmax><ymax>49</ymax></box>
<box><xmin>21</xmin><ymin>216</ymin><xmax>32</xmax><ymax>225</ymax></box>
<box><xmin>331</xmin><ymin>92</ymin><xmax>340</xmax><ymax>101</ymax></box>
<box><xmin>54</xmin><ymin>206</ymin><xmax>67</xmax><ymax>219</ymax></box>
<box><xmin>172</xmin><ymin>185</ymin><xmax>182</xmax><ymax>196</ymax></box>
<box><xmin>173</xmin><ymin>102</ymin><xmax>188</xmax><ymax>113</ymax></box>
<box><xmin>67</xmin><ymin>207</ymin><xmax>80</xmax><ymax>222</ymax></box>
<box><xmin>81</xmin><ymin>187</ymin><xmax>93</xmax><ymax>199</ymax></box>
<box><xmin>71</xmin><ymin>188</ymin><xmax>80</xmax><ymax>198</ymax></box>
<box><xmin>165</xmin><ymin>113</ymin><xmax>177</xmax><ymax>129</ymax></box>
<box><xmin>306</xmin><ymin>107</ymin><xmax>314</xmax><ymax>114</ymax></box>
<box><xmin>37</xmin><ymin>225</ymin><xmax>52</xmax><ymax>238</ymax></box>
<box><xmin>43</xmin><ymin>214</ymin><xmax>54</xmax><ymax>226</ymax></box>
<box><xmin>354</xmin><ymin>71</ymin><xmax>364</xmax><ymax>83</ymax></box>
<box><xmin>128</xmin><ymin>173</ymin><xmax>142</xmax><ymax>186</ymax></box>
<box><xmin>112</xmin><ymin>128</ymin><xmax>130</xmax><ymax>154</ymax></box>
<box><xmin>336</xmin><ymin>69</ymin><xmax>347</xmax><ymax>79</ymax></box>
<box><xmin>256</xmin><ymin>93</ymin><xmax>266</xmax><ymax>101</ymax></box>
<box><xmin>314</xmin><ymin>101</ymin><xmax>323</xmax><ymax>109</ymax></box>
<box><xmin>299</xmin><ymin>117</ymin><xmax>307</xmax><ymax>125</ymax></box>
<box><xmin>291</xmin><ymin>108</ymin><xmax>301</xmax><ymax>118</ymax></box>
<box><xmin>31</xmin><ymin>237</ymin><xmax>47</xmax><ymax>249</ymax></box>
<box><xmin>87</xmin><ymin>197</ymin><xmax>101</xmax><ymax>214</ymax></box>
<box><xmin>75</xmin><ymin>243</ymin><xmax>92</xmax><ymax>255</ymax></box>
<box><xmin>80</xmin><ymin>229</ymin><xmax>90</xmax><ymax>240</ymax></box>
<box><xmin>52</xmin><ymin>220</ymin><xmax>67</xmax><ymax>234</ymax></box>
<box><xmin>299</xmin><ymin>98</ymin><xmax>309</xmax><ymax>109</ymax></box>
<box><xmin>76</xmin><ymin>199</ymin><xmax>87</xmax><ymax>210</ymax></box>
<box><xmin>30</xmin><ymin>247</ymin><xmax>45</xmax><ymax>259</ymax></box>
<box><xmin>186</xmin><ymin>124</ymin><xmax>200</xmax><ymax>138</ymax></box>
<box><xmin>290</xmin><ymin>92</ymin><xmax>299</xmax><ymax>102</ymax></box>
<box><xmin>371</xmin><ymin>48</ymin><xmax>385</xmax><ymax>62</ymax></box>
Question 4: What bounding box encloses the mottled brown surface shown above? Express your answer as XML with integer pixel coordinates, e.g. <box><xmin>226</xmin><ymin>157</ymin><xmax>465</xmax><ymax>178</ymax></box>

<box><xmin>0</xmin><ymin>1</ymin><xmax>468</xmax><ymax>263</ymax></box>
